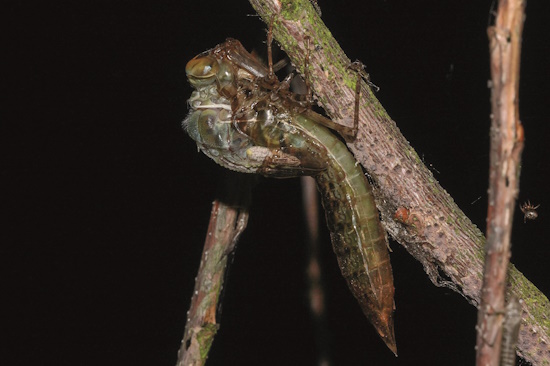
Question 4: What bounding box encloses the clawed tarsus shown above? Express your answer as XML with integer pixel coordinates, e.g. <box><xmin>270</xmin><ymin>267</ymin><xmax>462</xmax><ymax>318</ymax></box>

<box><xmin>347</xmin><ymin>61</ymin><xmax>380</xmax><ymax>139</ymax></box>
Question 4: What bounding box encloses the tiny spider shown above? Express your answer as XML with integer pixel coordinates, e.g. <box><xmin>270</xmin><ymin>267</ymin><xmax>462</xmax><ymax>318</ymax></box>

<box><xmin>520</xmin><ymin>201</ymin><xmax>540</xmax><ymax>223</ymax></box>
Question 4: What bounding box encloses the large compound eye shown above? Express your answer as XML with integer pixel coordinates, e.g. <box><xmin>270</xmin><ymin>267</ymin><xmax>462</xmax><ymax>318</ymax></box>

<box><xmin>186</xmin><ymin>55</ymin><xmax>219</xmax><ymax>86</ymax></box>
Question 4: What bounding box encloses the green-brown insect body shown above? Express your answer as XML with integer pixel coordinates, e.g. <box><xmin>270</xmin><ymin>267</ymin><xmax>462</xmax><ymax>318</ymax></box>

<box><xmin>184</xmin><ymin>39</ymin><xmax>396</xmax><ymax>353</ymax></box>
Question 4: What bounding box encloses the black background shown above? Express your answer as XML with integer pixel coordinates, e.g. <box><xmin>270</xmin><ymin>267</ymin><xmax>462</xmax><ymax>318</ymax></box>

<box><xmin>5</xmin><ymin>1</ymin><xmax>549</xmax><ymax>365</ymax></box>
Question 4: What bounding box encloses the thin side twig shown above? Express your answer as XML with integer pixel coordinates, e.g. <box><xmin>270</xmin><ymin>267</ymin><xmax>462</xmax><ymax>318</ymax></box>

<box><xmin>476</xmin><ymin>1</ymin><xmax>526</xmax><ymax>365</ymax></box>
<box><xmin>248</xmin><ymin>1</ymin><xmax>550</xmax><ymax>364</ymax></box>
<box><xmin>177</xmin><ymin>173</ymin><xmax>252</xmax><ymax>366</ymax></box>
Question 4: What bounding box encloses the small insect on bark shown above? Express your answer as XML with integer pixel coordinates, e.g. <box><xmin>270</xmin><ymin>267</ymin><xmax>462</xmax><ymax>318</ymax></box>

<box><xmin>520</xmin><ymin>201</ymin><xmax>540</xmax><ymax>223</ymax></box>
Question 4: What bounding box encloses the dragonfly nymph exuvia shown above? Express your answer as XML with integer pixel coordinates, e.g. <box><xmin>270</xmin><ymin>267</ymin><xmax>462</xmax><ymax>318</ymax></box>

<box><xmin>183</xmin><ymin>36</ymin><xmax>397</xmax><ymax>354</ymax></box>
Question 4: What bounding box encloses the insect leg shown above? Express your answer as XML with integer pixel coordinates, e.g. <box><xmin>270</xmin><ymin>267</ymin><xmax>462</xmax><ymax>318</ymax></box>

<box><xmin>303</xmin><ymin>36</ymin><xmax>313</xmax><ymax>108</ymax></box>
<box><xmin>267</xmin><ymin>16</ymin><xmax>275</xmax><ymax>80</ymax></box>
<box><xmin>347</xmin><ymin>61</ymin><xmax>380</xmax><ymax>140</ymax></box>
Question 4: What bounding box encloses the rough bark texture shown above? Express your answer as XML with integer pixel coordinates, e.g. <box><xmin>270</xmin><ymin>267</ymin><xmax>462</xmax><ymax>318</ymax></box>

<box><xmin>248</xmin><ymin>0</ymin><xmax>550</xmax><ymax>364</ymax></box>
<box><xmin>177</xmin><ymin>174</ymin><xmax>252</xmax><ymax>366</ymax></box>
<box><xmin>476</xmin><ymin>0</ymin><xmax>526</xmax><ymax>365</ymax></box>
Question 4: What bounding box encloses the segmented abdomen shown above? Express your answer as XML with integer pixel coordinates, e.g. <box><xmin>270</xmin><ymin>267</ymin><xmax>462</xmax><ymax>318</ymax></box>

<box><xmin>292</xmin><ymin>115</ymin><xmax>396</xmax><ymax>353</ymax></box>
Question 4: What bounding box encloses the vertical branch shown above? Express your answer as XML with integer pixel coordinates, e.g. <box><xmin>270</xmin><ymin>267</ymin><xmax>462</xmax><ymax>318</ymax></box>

<box><xmin>177</xmin><ymin>173</ymin><xmax>252</xmax><ymax>366</ymax></box>
<box><xmin>476</xmin><ymin>1</ymin><xmax>526</xmax><ymax>365</ymax></box>
<box><xmin>302</xmin><ymin>176</ymin><xmax>331</xmax><ymax>366</ymax></box>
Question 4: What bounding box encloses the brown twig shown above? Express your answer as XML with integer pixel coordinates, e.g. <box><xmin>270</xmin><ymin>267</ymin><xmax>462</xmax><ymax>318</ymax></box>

<box><xmin>301</xmin><ymin>176</ymin><xmax>331</xmax><ymax>366</ymax></box>
<box><xmin>248</xmin><ymin>0</ymin><xmax>549</xmax><ymax>364</ymax></box>
<box><xmin>476</xmin><ymin>1</ymin><xmax>526</xmax><ymax>365</ymax></box>
<box><xmin>176</xmin><ymin>173</ymin><xmax>252</xmax><ymax>366</ymax></box>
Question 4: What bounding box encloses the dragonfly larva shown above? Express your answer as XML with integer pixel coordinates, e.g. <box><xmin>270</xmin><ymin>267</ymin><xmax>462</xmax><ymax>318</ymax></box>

<box><xmin>183</xmin><ymin>38</ymin><xmax>396</xmax><ymax>354</ymax></box>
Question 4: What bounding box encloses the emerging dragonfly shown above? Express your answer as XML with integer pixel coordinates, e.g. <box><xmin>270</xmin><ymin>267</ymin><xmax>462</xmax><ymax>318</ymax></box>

<box><xmin>183</xmin><ymin>32</ymin><xmax>396</xmax><ymax>354</ymax></box>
